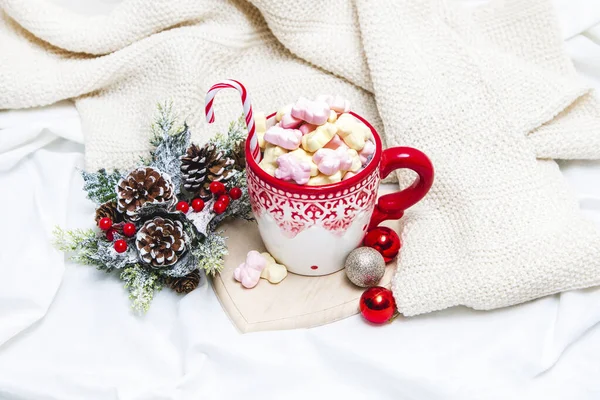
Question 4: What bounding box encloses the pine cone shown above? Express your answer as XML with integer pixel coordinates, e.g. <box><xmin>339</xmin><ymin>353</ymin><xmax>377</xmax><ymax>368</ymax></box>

<box><xmin>135</xmin><ymin>217</ymin><xmax>187</xmax><ymax>268</ymax></box>
<box><xmin>180</xmin><ymin>143</ymin><xmax>235</xmax><ymax>200</ymax></box>
<box><xmin>95</xmin><ymin>201</ymin><xmax>122</xmax><ymax>224</ymax></box>
<box><xmin>116</xmin><ymin>167</ymin><xmax>175</xmax><ymax>221</ymax></box>
<box><xmin>165</xmin><ymin>270</ymin><xmax>201</xmax><ymax>294</ymax></box>
<box><xmin>232</xmin><ymin>139</ymin><xmax>246</xmax><ymax>170</ymax></box>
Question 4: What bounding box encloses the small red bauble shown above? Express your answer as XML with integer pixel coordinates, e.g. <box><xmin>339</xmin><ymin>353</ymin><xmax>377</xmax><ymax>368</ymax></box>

<box><xmin>114</xmin><ymin>239</ymin><xmax>128</xmax><ymax>253</ymax></box>
<box><xmin>217</xmin><ymin>194</ymin><xmax>230</xmax><ymax>206</ymax></box>
<box><xmin>176</xmin><ymin>201</ymin><xmax>190</xmax><ymax>213</ymax></box>
<box><xmin>363</xmin><ymin>226</ymin><xmax>401</xmax><ymax>263</ymax></box>
<box><xmin>209</xmin><ymin>181</ymin><xmax>226</xmax><ymax>196</ymax></box>
<box><xmin>191</xmin><ymin>198</ymin><xmax>205</xmax><ymax>212</ymax></box>
<box><xmin>122</xmin><ymin>223</ymin><xmax>136</xmax><ymax>237</ymax></box>
<box><xmin>359</xmin><ymin>286</ymin><xmax>396</xmax><ymax>324</ymax></box>
<box><xmin>213</xmin><ymin>201</ymin><xmax>227</xmax><ymax>215</ymax></box>
<box><xmin>98</xmin><ymin>217</ymin><xmax>112</xmax><ymax>231</ymax></box>
<box><xmin>106</xmin><ymin>228</ymin><xmax>115</xmax><ymax>242</ymax></box>
<box><xmin>229</xmin><ymin>187</ymin><xmax>242</xmax><ymax>200</ymax></box>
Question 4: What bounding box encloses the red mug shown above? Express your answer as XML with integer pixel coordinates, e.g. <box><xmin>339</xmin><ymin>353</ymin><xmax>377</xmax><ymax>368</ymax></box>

<box><xmin>246</xmin><ymin>112</ymin><xmax>434</xmax><ymax>276</ymax></box>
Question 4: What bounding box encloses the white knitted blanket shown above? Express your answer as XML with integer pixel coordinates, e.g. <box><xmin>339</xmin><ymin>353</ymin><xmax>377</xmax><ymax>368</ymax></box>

<box><xmin>2</xmin><ymin>0</ymin><xmax>600</xmax><ymax>316</ymax></box>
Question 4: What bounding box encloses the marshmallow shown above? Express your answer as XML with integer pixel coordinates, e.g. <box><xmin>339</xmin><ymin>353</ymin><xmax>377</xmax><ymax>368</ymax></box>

<box><xmin>276</xmin><ymin>104</ymin><xmax>293</xmax><ymax>122</ymax></box>
<box><xmin>262</xmin><ymin>143</ymin><xmax>288</xmax><ymax>163</ymax></box>
<box><xmin>258</xmin><ymin>161</ymin><xmax>276</xmax><ymax>176</ymax></box>
<box><xmin>324</xmin><ymin>134</ymin><xmax>348</xmax><ymax>150</ymax></box>
<box><xmin>275</xmin><ymin>152</ymin><xmax>312</xmax><ymax>185</ymax></box>
<box><xmin>317</xmin><ymin>95</ymin><xmax>351</xmax><ymax>113</ymax></box>
<box><xmin>289</xmin><ymin>147</ymin><xmax>318</xmax><ymax>176</ymax></box>
<box><xmin>264</xmin><ymin>125</ymin><xmax>302</xmax><ymax>150</ymax></box>
<box><xmin>313</xmin><ymin>147</ymin><xmax>353</xmax><ymax>176</ymax></box>
<box><xmin>347</xmin><ymin>148</ymin><xmax>362</xmax><ymax>172</ymax></box>
<box><xmin>299</xmin><ymin>123</ymin><xmax>317</xmax><ymax>136</ymax></box>
<box><xmin>255</xmin><ymin>112</ymin><xmax>267</xmax><ymax>149</ymax></box>
<box><xmin>307</xmin><ymin>171</ymin><xmax>343</xmax><ymax>186</ymax></box>
<box><xmin>259</xmin><ymin>143</ymin><xmax>288</xmax><ymax>176</ymax></box>
<box><xmin>256</xmin><ymin>112</ymin><xmax>267</xmax><ymax>133</ymax></box>
<box><xmin>291</xmin><ymin>97</ymin><xmax>330</xmax><ymax>125</ymax></box>
<box><xmin>335</xmin><ymin>113</ymin><xmax>372</xmax><ymax>151</ymax></box>
<box><xmin>342</xmin><ymin>170</ymin><xmax>358</xmax><ymax>180</ymax></box>
<box><xmin>234</xmin><ymin>250</ymin><xmax>267</xmax><ymax>289</ymax></box>
<box><xmin>359</xmin><ymin>139</ymin><xmax>375</xmax><ymax>164</ymax></box>
<box><xmin>260</xmin><ymin>252</ymin><xmax>288</xmax><ymax>284</ymax></box>
<box><xmin>280</xmin><ymin>113</ymin><xmax>303</xmax><ymax>129</ymax></box>
<box><xmin>257</xmin><ymin>132</ymin><xmax>266</xmax><ymax>150</ymax></box>
<box><xmin>327</xmin><ymin>109</ymin><xmax>338</xmax><ymax>123</ymax></box>
<box><xmin>301</xmin><ymin>122</ymin><xmax>337</xmax><ymax>152</ymax></box>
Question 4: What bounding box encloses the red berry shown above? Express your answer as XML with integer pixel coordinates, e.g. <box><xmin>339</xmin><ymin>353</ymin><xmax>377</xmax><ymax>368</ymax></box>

<box><xmin>176</xmin><ymin>201</ymin><xmax>190</xmax><ymax>213</ymax></box>
<box><xmin>122</xmin><ymin>223</ymin><xmax>136</xmax><ymax>237</ymax></box>
<box><xmin>209</xmin><ymin>181</ymin><xmax>226</xmax><ymax>196</ymax></box>
<box><xmin>218</xmin><ymin>194</ymin><xmax>230</xmax><ymax>206</ymax></box>
<box><xmin>191</xmin><ymin>198</ymin><xmax>205</xmax><ymax>212</ymax></box>
<box><xmin>213</xmin><ymin>201</ymin><xmax>227</xmax><ymax>215</ymax></box>
<box><xmin>106</xmin><ymin>228</ymin><xmax>115</xmax><ymax>242</ymax></box>
<box><xmin>98</xmin><ymin>217</ymin><xmax>112</xmax><ymax>231</ymax></box>
<box><xmin>114</xmin><ymin>239</ymin><xmax>127</xmax><ymax>253</ymax></box>
<box><xmin>229</xmin><ymin>187</ymin><xmax>242</xmax><ymax>200</ymax></box>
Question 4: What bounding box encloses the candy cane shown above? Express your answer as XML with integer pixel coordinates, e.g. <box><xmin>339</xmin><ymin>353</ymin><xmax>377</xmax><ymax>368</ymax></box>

<box><xmin>205</xmin><ymin>79</ymin><xmax>261</xmax><ymax>162</ymax></box>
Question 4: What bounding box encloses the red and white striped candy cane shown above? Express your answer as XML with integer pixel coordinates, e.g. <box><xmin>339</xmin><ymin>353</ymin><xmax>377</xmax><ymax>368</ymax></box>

<box><xmin>205</xmin><ymin>79</ymin><xmax>261</xmax><ymax>162</ymax></box>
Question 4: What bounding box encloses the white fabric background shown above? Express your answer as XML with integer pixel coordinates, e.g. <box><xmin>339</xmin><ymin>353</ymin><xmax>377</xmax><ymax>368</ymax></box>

<box><xmin>1</xmin><ymin>1</ymin><xmax>600</xmax><ymax>399</ymax></box>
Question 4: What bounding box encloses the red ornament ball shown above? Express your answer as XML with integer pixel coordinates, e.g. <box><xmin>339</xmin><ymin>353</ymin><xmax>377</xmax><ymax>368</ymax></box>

<box><xmin>217</xmin><ymin>194</ymin><xmax>230</xmax><ymax>206</ymax></box>
<box><xmin>229</xmin><ymin>187</ymin><xmax>242</xmax><ymax>200</ymax></box>
<box><xmin>363</xmin><ymin>226</ymin><xmax>401</xmax><ymax>263</ymax></box>
<box><xmin>98</xmin><ymin>217</ymin><xmax>112</xmax><ymax>231</ymax></box>
<box><xmin>191</xmin><ymin>198</ymin><xmax>205</xmax><ymax>212</ymax></box>
<box><xmin>213</xmin><ymin>201</ymin><xmax>227</xmax><ymax>215</ymax></box>
<box><xmin>106</xmin><ymin>228</ymin><xmax>115</xmax><ymax>242</ymax></box>
<box><xmin>359</xmin><ymin>286</ymin><xmax>396</xmax><ymax>324</ymax></box>
<box><xmin>122</xmin><ymin>223</ymin><xmax>136</xmax><ymax>237</ymax></box>
<box><xmin>114</xmin><ymin>239</ymin><xmax>128</xmax><ymax>253</ymax></box>
<box><xmin>209</xmin><ymin>181</ymin><xmax>226</xmax><ymax>196</ymax></box>
<box><xmin>176</xmin><ymin>201</ymin><xmax>190</xmax><ymax>213</ymax></box>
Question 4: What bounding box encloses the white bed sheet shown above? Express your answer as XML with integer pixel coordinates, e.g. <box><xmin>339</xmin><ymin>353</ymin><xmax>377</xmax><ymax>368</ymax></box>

<box><xmin>1</xmin><ymin>2</ymin><xmax>600</xmax><ymax>399</ymax></box>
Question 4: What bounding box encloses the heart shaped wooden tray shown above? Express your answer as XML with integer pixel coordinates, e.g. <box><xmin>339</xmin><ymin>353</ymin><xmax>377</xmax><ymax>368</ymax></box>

<box><xmin>212</xmin><ymin>218</ymin><xmax>398</xmax><ymax>333</ymax></box>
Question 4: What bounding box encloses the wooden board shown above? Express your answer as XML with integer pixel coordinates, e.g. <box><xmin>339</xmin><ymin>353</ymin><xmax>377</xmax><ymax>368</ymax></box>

<box><xmin>212</xmin><ymin>217</ymin><xmax>399</xmax><ymax>333</ymax></box>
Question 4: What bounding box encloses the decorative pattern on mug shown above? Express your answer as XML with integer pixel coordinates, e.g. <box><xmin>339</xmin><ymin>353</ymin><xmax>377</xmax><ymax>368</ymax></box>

<box><xmin>247</xmin><ymin>167</ymin><xmax>379</xmax><ymax>237</ymax></box>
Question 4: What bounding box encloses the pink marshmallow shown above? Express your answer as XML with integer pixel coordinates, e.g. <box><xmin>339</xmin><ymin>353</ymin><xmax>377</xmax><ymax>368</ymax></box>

<box><xmin>316</xmin><ymin>95</ymin><xmax>351</xmax><ymax>113</ymax></box>
<box><xmin>313</xmin><ymin>147</ymin><xmax>352</xmax><ymax>176</ymax></box>
<box><xmin>275</xmin><ymin>153</ymin><xmax>311</xmax><ymax>185</ymax></box>
<box><xmin>359</xmin><ymin>139</ymin><xmax>375</xmax><ymax>165</ymax></box>
<box><xmin>264</xmin><ymin>125</ymin><xmax>302</xmax><ymax>150</ymax></box>
<box><xmin>280</xmin><ymin>113</ymin><xmax>303</xmax><ymax>129</ymax></box>
<box><xmin>291</xmin><ymin>97</ymin><xmax>330</xmax><ymax>125</ymax></box>
<box><xmin>299</xmin><ymin>123</ymin><xmax>318</xmax><ymax>136</ymax></box>
<box><xmin>342</xmin><ymin>171</ymin><xmax>357</xmax><ymax>181</ymax></box>
<box><xmin>234</xmin><ymin>250</ymin><xmax>267</xmax><ymax>289</ymax></box>
<box><xmin>324</xmin><ymin>134</ymin><xmax>348</xmax><ymax>150</ymax></box>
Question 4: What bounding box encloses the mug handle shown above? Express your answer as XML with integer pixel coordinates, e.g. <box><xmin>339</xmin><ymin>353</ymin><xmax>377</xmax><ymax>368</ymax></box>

<box><xmin>368</xmin><ymin>147</ymin><xmax>435</xmax><ymax>230</ymax></box>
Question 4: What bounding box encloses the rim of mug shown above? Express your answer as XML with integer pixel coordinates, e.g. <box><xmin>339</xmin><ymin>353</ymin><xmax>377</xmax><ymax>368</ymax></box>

<box><xmin>245</xmin><ymin>111</ymin><xmax>382</xmax><ymax>194</ymax></box>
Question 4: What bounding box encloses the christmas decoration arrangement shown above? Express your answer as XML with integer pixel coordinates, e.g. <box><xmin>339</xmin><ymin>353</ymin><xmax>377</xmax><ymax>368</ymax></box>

<box><xmin>254</xmin><ymin>95</ymin><xmax>375</xmax><ymax>186</ymax></box>
<box><xmin>53</xmin><ymin>103</ymin><xmax>252</xmax><ymax>312</ymax></box>
<box><xmin>52</xmin><ymin>77</ymin><xmax>408</xmax><ymax>327</ymax></box>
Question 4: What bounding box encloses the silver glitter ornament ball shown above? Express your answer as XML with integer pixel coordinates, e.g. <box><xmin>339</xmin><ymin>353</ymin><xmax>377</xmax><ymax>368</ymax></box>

<box><xmin>344</xmin><ymin>247</ymin><xmax>386</xmax><ymax>287</ymax></box>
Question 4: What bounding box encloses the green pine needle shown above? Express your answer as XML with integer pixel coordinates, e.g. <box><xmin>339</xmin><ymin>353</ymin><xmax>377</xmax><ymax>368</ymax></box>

<box><xmin>120</xmin><ymin>265</ymin><xmax>163</xmax><ymax>313</ymax></box>
<box><xmin>81</xmin><ymin>169</ymin><xmax>123</xmax><ymax>205</ymax></box>
<box><xmin>194</xmin><ymin>232</ymin><xmax>228</xmax><ymax>276</ymax></box>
